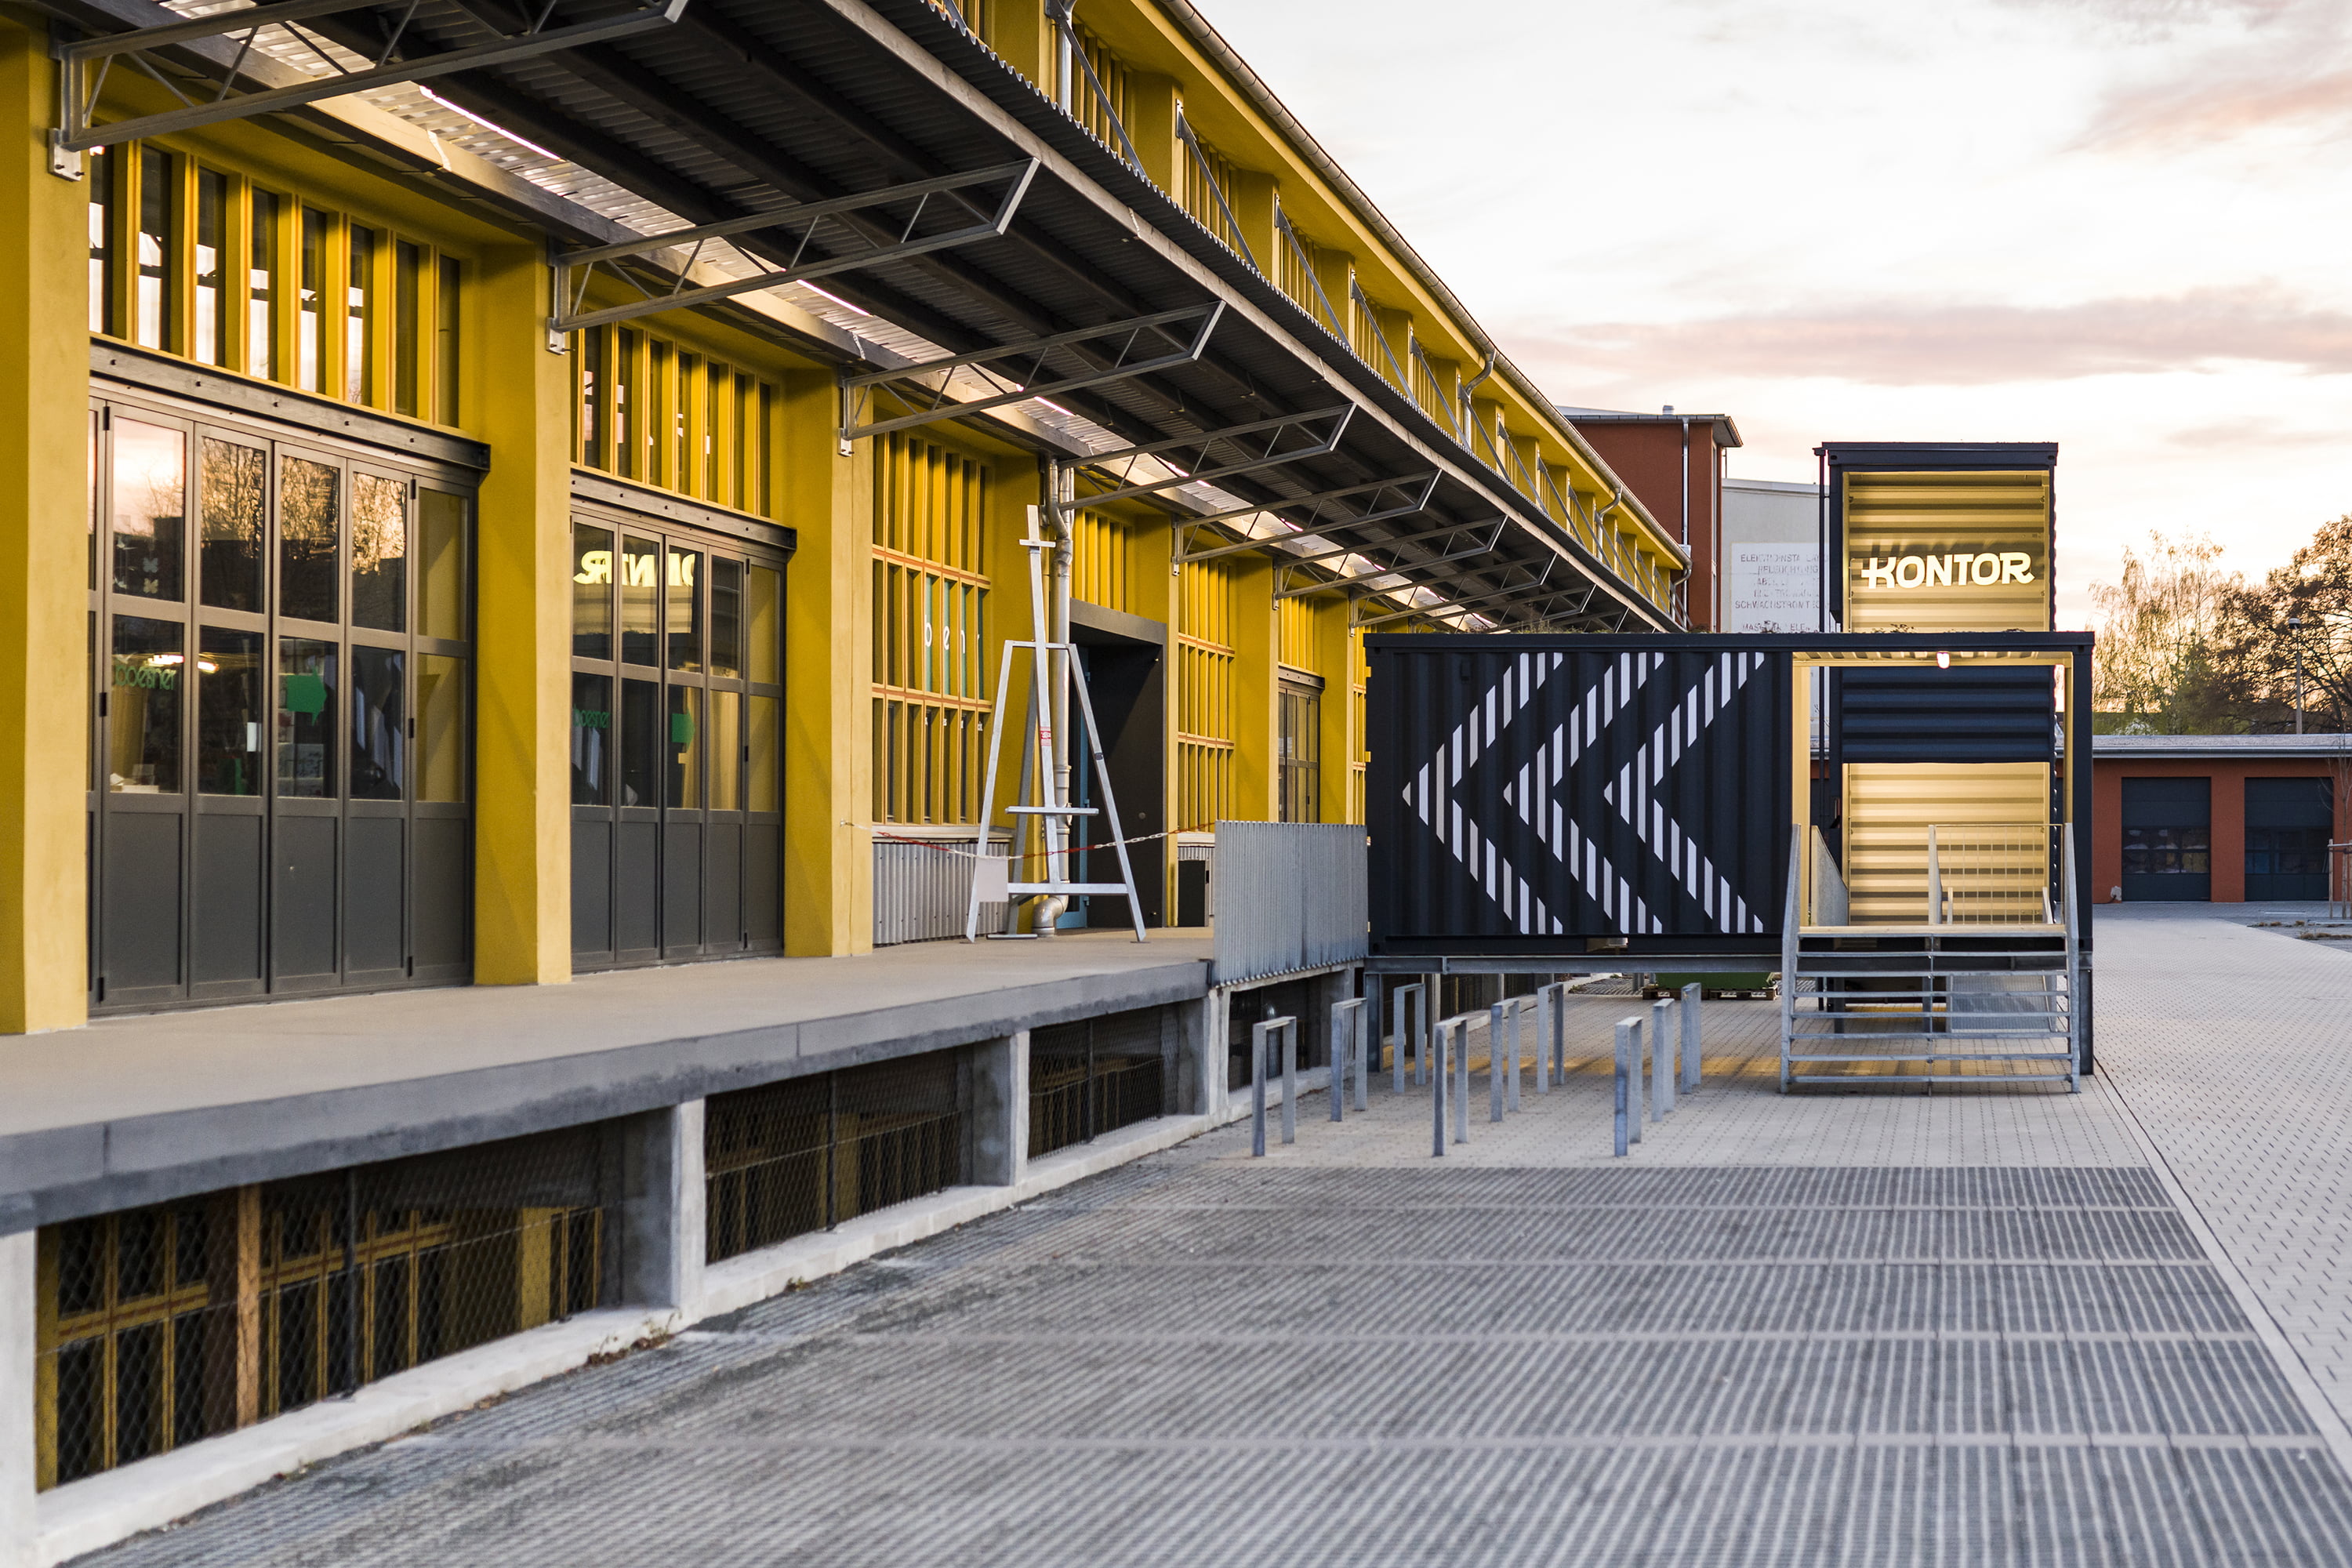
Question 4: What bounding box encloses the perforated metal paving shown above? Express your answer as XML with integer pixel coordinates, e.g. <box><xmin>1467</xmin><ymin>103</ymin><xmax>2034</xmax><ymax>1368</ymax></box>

<box><xmin>78</xmin><ymin>1149</ymin><xmax>2352</xmax><ymax>1567</ymax></box>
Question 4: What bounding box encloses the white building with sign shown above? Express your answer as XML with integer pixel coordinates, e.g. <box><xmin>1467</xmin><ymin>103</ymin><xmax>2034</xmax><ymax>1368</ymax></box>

<box><xmin>1722</xmin><ymin>476</ymin><xmax>1824</xmax><ymax>633</ymax></box>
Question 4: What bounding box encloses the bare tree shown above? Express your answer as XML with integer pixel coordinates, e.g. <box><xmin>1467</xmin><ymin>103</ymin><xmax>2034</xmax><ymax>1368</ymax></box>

<box><xmin>2089</xmin><ymin>532</ymin><xmax>2239</xmax><ymax>733</ymax></box>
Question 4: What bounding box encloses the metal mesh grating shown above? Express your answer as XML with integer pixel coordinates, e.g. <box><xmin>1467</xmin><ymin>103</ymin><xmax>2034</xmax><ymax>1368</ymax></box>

<box><xmin>704</xmin><ymin>1051</ymin><xmax>965</xmax><ymax>1265</ymax></box>
<box><xmin>1029</xmin><ymin>1007</ymin><xmax>1167</xmax><ymax>1158</ymax></box>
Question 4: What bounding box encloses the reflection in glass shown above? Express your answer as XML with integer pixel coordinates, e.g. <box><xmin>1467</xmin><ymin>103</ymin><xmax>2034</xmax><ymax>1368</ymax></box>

<box><xmin>111</xmin><ymin>420</ymin><xmax>184</xmax><ymax>601</ymax></box>
<box><xmin>710</xmin><ymin>557</ymin><xmax>742</xmax><ymax>679</ymax></box>
<box><xmin>277</xmin><ymin>637</ymin><xmax>336</xmax><ymax>797</ymax></box>
<box><xmin>109</xmin><ymin>616</ymin><xmax>183</xmax><ymax>793</ymax></box>
<box><xmin>619</xmin><ymin>535</ymin><xmax>659</xmax><ymax>666</ymax></box>
<box><xmin>666</xmin><ymin>547</ymin><xmax>702</xmax><ymax>671</ymax></box>
<box><xmin>198</xmin><ymin>439</ymin><xmax>263</xmax><ymax>612</ymax></box>
<box><xmin>195</xmin><ymin>626</ymin><xmax>263</xmax><ymax>795</ymax></box>
<box><xmin>747</xmin><ymin>694</ymin><xmax>778</xmax><ymax>813</ymax></box>
<box><xmin>394</xmin><ymin>241</ymin><xmax>421</xmax><ymax>417</ymax></box>
<box><xmin>350</xmin><ymin>474</ymin><xmax>406</xmax><ymax>631</ymax></box>
<box><xmin>747</xmin><ymin>564</ymin><xmax>779</xmax><ymax>685</ymax></box>
<box><xmin>89</xmin><ymin>143</ymin><xmax>114</xmax><ymax>334</ymax></box>
<box><xmin>279</xmin><ymin>457</ymin><xmax>338</xmax><ymax>622</ymax></box>
<box><xmin>136</xmin><ymin>148</ymin><xmax>172</xmax><ymax>350</ymax></box>
<box><xmin>347</xmin><ymin>226</ymin><xmax>375</xmax><ymax>403</ymax></box>
<box><xmin>349</xmin><ymin>645</ymin><xmax>404</xmax><ymax>800</ymax></box>
<box><xmin>571</xmin><ymin>524</ymin><xmax>612</xmax><ymax>661</ymax></box>
<box><xmin>249</xmin><ymin>189</ymin><xmax>279</xmax><ymax>380</ymax></box>
<box><xmin>419</xmin><ymin>491</ymin><xmax>468</xmax><ymax>642</ymax></box>
<box><xmin>666</xmin><ymin>685</ymin><xmax>701</xmax><ymax>808</ymax></box>
<box><xmin>298</xmin><ymin>208</ymin><xmax>325</xmax><ymax>393</ymax></box>
<box><xmin>618</xmin><ymin>677</ymin><xmax>659</xmax><ymax>808</ymax></box>
<box><xmin>709</xmin><ymin>690</ymin><xmax>741</xmax><ymax>811</ymax></box>
<box><xmin>418</xmin><ymin>655</ymin><xmax>466</xmax><ymax>803</ymax></box>
<box><xmin>437</xmin><ymin>256</ymin><xmax>460</xmax><ymax>425</ymax></box>
<box><xmin>194</xmin><ymin>169</ymin><xmax>227</xmax><ymax>367</ymax></box>
<box><xmin>570</xmin><ymin>672</ymin><xmax>610</xmax><ymax>805</ymax></box>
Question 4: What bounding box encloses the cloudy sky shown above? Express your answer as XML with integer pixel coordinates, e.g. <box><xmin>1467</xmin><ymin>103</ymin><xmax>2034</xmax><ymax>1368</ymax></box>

<box><xmin>1207</xmin><ymin>0</ymin><xmax>2352</xmax><ymax>626</ymax></box>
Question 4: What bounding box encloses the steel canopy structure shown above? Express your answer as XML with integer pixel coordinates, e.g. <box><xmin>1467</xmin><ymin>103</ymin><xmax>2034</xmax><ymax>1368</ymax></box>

<box><xmin>38</xmin><ymin>0</ymin><xmax>1682</xmax><ymax>631</ymax></box>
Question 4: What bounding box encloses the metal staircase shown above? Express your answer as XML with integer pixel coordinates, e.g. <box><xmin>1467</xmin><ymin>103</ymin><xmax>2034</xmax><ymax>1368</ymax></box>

<box><xmin>1779</xmin><ymin>823</ymin><xmax>2082</xmax><ymax>1091</ymax></box>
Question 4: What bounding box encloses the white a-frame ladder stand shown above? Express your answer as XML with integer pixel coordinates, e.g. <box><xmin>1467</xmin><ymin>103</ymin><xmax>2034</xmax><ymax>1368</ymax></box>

<box><xmin>964</xmin><ymin>510</ymin><xmax>1147</xmax><ymax>942</ymax></box>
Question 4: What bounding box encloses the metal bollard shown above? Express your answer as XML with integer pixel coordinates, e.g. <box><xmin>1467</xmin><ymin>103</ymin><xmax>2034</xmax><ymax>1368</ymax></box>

<box><xmin>1432</xmin><ymin>1014</ymin><xmax>1449</xmax><ymax>1157</ymax></box>
<box><xmin>1489</xmin><ymin>1001</ymin><xmax>1506</xmax><ymax>1123</ymax></box>
<box><xmin>1354</xmin><ymin>998</ymin><xmax>1370</xmax><ymax>1112</ymax></box>
<box><xmin>1281</xmin><ymin>1019</ymin><xmax>1298</xmax><ymax>1145</ymax></box>
<box><xmin>1651</xmin><ymin>997</ymin><xmax>1674</xmax><ymax>1120</ymax></box>
<box><xmin>1622</xmin><ymin>1018</ymin><xmax>1642</xmax><ymax>1144</ymax></box>
<box><xmin>1680</xmin><ymin>982</ymin><xmax>1702</xmax><ymax>1093</ymax></box>
<box><xmin>1552</xmin><ymin>983</ymin><xmax>1568</xmax><ymax>1082</ymax></box>
<box><xmin>1330</xmin><ymin>996</ymin><xmax>1368</xmax><ymax>1122</ymax></box>
<box><xmin>1536</xmin><ymin>982</ymin><xmax>1560</xmax><ymax>1094</ymax></box>
<box><xmin>1508</xmin><ymin>999</ymin><xmax>1524</xmax><ymax>1112</ymax></box>
<box><xmin>1453</xmin><ymin>1018</ymin><xmax>1471</xmax><ymax>1144</ymax></box>
<box><xmin>1392</xmin><ymin>982</ymin><xmax>1425</xmax><ymax>1096</ymax></box>
<box><xmin>1250</xmin><ymin>1018</ymin><xmax>1273</xmax><ymax>1157</ymax></box>
<box><xmin>1613</xmin><ymin>1018</ymin><xmax>1632</xmax><ymax>1156</ymax></box>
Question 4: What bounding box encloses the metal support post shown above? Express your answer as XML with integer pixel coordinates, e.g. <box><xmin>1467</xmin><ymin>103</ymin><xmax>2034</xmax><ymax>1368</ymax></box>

<box><xmin>1453</xmin><ymin>1019</ymin><xmax>1471</xmax><ymax>1145</ymax></box>
<box><xmin>1353</xmin><ymin>999</ymin><xmax>1370</xmax><ymax>1112</ymax></box>
<box><xmin>1613</xmin><ymin>1020</ymin><xmax>1633</xmax><ymax>1157</ymax></box>
<box><xmin>1651</xmin><ymin>998</ymin><xmax>1675</xmax><ymax>1120</ymax></box>
<box><xmin>1392</xmin><ymin>982</ymin><xmax>1424</xmax><ymax>1095</ymax></box>
<box><xmin>1432</xmin><ymin>1015</ymin><xmax>1449</xmax><ymax>1157</ymax></box>
<box><xmin>1536</xmin><ymin>982</ymin><xmax>1563</xmax><ymax>1094</ymax></box>
<box><xmin>1420</xmin><ymin>975</ymin><xmax>1438</xmax><ymax>1083</ymax></box>
<box><xmin>1621</xmin><ymin>1018</ymin><xmax>1642</xmax><ymax>1145</ymax></box>
<box><xmin>1508</xmin><ymin>999</ymin><xmax>1523</xmax><ymax>1112</ymax></box>
<box><xmin>1330</xmin><ymin>997</ymin><xmax>1367</xmax><ymax>1122</ymax></box>
<box><xmin>1250</xmin><ymin>1018</ymin><xmax>1276</xmax><ymax>1157</ymax></box>
<box><xmin>1488</xmin><ymin>1002</ymin><xmax>1506</xmax><ymax>1123</ymax></box>
<box><xmin>1680</xmin><ymin>982</ymin><xmax>1702</xmax><ymax>1093</ymax></box>
<box><xmin>1281</xmin><ymin>1021</ymin><xmax>1298</xmax><ymax>1145</ymax></box>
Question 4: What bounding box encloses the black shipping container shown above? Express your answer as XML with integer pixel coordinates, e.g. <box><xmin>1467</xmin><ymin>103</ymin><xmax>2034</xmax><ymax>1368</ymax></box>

<box><xmin>1367</xmin><ymin>636</ymin><xmax>1793</xmax><ymax>957</ymax></box>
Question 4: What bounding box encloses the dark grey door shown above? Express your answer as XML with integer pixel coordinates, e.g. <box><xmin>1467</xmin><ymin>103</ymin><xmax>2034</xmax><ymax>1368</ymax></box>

<box><xmin>2246</xmin><ymin>776</ymin><xmax>2332</xmax><ymax>902</ymax></box>
<box><xmin>89</xmin><ymin>394</ymin><xmax>474</xmax><ymax>1012</ymax></box>
<box><xmin>568</xmin><ymin>508</ymin><xmax>786</xmax><ymax>970</ymax></box>
<box><xmin>2120</xmin><ymin>776</ymin><xmax>2211</xmax><ymax>902</ymax></box>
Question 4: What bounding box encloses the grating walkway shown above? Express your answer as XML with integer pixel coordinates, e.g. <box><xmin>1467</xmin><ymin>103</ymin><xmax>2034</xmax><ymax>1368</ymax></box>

<box><xmin>71</xmin><ymin>913</ymin><xmax>2352</xmax><ymax>1566</ymax></box>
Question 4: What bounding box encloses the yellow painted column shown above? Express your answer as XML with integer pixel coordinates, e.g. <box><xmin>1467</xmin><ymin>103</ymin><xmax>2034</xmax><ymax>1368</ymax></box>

<box><xmin>1311</xmin><ymin>597</ymin><xmax>1359</xmax><ymax>823</ymax></box>
<box><xmin>1230</xmin><ymin>170</ymin><xmax>1278</xmax><ymax>276</ymax></box>
<box><xmin>0</xmin><ymin>22</ymin><xmax>91</xmax><ymax>1033</ymax></box>
<box><xmin>1127</xmin><ymin>76</ymin><xmax>1178</xmax><ymax>192</ymax></box>
<box><xmin>779</xmin><ymin>368</ymin><xmax>871</xmax><ymax>956</ymax></box>
<box><xmin>469</xmin><ymin>245</ymin><xmax>573</xmax><ymax>984</ymax></box>
<box><xmin>987</xmin><ymin>0</ymin><xmax>1055</xmax><ymax>91</ymax></box>
<box><xmin>1229</xmin><ymin>554</ymin><xmax>1274</xmax><ymax>820</ymax></box>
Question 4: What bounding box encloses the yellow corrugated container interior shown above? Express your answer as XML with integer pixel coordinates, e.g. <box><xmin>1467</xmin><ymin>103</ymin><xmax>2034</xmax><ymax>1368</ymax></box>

<box><xmin>1843</xmin><ymin>761</ymin><xmax>2052</xmax><ymax>924</ymax></box>
<box><xmin>1842</xmin><ymin>470</ymin><xmax>2053</xmax><ymax>633</ymax></box>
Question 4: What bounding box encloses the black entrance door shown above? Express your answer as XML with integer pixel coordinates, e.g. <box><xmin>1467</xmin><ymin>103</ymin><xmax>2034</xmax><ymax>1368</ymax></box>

<box><xmin>89</xmin><ymin>393</ymin><xmax>474</xmax><ymax>1011</ymax></box>
<box><xmin>2246</xmin><ymin>777</ymin><xmax>2332</xmax><ymax>901</ymax></box>
<box><xmin>2120</xmin><ymin>776</ymin><xmax>2211</xmax><ymax>902</ymax></box>
<box><xmin>568</xmin><ymin>506</ymin><xmax>786</xmax><ymax>969</ymax></box>
<box><xmin>1068</xmin><ymin>606</ymin><xmax>1166</xmax><ymax>930</ymax></box>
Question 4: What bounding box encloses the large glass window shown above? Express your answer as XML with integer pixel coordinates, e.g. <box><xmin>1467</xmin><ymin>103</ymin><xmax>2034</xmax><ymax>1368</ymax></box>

<box><xmin>279</xmin><ymin>458</ymin><xmax>338</xmax><ymax>622</ymax></box>
<box><xmin>351</xmin><ymin>474</ymin><xmax>406</xmax><ymax>632</ymax></box>
<box><xmin>109</xmin><ymin>616</ymin><xmax>183</xmax><ymax>793</ymax></box>
<box><xmin>666</xmin><ymin>546</ymin><xmax>702</xmax><ymax>672</ymax></box>
<box><xmin>194</xmin><ymin>170</ymin><xmax>227</xmax><ymax>368</ymax></box>
<box><xmin>418</xmin><ymin>654</ymin><xmax>467</xmax><ymax>804</ymax></box>
<box><xmin>347</xmin><ymin>226</ymin><xmax>376</xmax><ymax>404</ymax></box>
<box><xmin>349</xmin><ymin>646</ymin><xmax>404</xmax><ymax>800</ymax></box>
<box><xmin>418</xmin><ymin>491</ymin><xmax>468</xmax><ymax>642</ymax></box>
<box><xmin>198</xmin><ymin>438</ymin><xmax>264</xmax><ymax>612</ymax></box>
<box><xmin>277</xmin><ymin>637</ymin><xmax>336</xmax><ymax>797</ymax></box>
<box><xmin>570</xmin><ymin>672</ymin><xmax>611</xmax><ymax>805</ymax></box>
<box><xmin>195</xmin><ymin>627</ymin><xmax>263</xmax><ymax>795</ymax></box>
<box><xmin>619</xmin><ymin>535</ymin><xmax>659</xmax><ymax>666</ymax></box>
<box><xmin>572</xmin><ymin>524</ymin><xmax>612</xmax><ymax>661</ymax></box>
<box><xmin>88</xmin><ymin>144</ymin><xmax>114</xmax><ymax>335</ymax></box>
<box><xmin>111</xmin><ymin>420</ymin><xmax>184</xmax><ymax>602</ymax></box>
<box><xmin>248</xmin><ymin>190</ymin><xmax>280</xmax><ymax>380</ymax></box>
<box><xmin>618</xmin><ymin>677</ymin><xmax>659</xmax><ymax>808</ymax></box>
<box><xmin>297</xmin><ymin>209</ymin><xmax>326</xmax><ymax>393</ymax></box>
<box><xmin>136</xmin><ymin>149</ymin><xmax>175</xmax><ymax>351</ymax></box>
<box><xmin>394</xmin><ymin>241</ymin><xmax>422</xmax><ymax>417</ymax></box>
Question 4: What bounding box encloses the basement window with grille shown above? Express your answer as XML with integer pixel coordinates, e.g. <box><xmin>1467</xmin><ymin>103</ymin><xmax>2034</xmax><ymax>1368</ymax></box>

<box><xmin>34</xmin><ymin>1124</ymin><xmax>618</xmax><ymax>1490</ymax></box>
<box><xmin>1028</xmin><ymin>1007</ymin><xmax>1169</xmax><ymax>1158</ymax></box>
<box><xmin>703</xmin><ymin>1051</ymin><xmax>967</xmax><ymax>1265</ymax></box>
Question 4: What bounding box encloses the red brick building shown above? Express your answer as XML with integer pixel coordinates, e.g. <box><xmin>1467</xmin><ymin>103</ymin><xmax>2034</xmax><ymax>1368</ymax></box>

<box><xmin>2094</xmin><ymin>735</ymin><xmax>2350</xmax><ymax>904</ymax></box>
<box><xmin>1559</xmin><ymin>407</ymin><xmax>1742</xmax><ymax>629</ymax></box>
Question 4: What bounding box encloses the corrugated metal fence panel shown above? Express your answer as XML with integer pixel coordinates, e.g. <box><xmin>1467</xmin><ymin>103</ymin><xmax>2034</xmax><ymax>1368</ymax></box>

<box><xmin>1367</xmin><ymin>637</ymin><xmax>1793</xmax><ymax>953</ymax></box>
<box><xmin>1210</xmin><ymin>821</ymin><xmax>1367</xmax><ymax>985</ymax></box>
<box><xmin>873</xmin><ymin>838</ymin><xmax>1009</xmax><ymax>946</ymax></box>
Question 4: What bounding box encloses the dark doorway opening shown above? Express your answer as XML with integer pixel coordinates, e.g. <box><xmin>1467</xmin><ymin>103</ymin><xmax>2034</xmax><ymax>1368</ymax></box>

<box><xmin>1068</xmin><ymin>602</ymin><xmax>1166</xmax><ymax>931</ymax></box>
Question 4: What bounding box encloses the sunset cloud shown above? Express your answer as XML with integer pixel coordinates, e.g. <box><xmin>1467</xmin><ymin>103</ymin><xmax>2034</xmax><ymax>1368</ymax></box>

<box><xmin>1515</xmin><ymin>286</ymin><xmax>2352</xmax><ymax>389</ymax></box>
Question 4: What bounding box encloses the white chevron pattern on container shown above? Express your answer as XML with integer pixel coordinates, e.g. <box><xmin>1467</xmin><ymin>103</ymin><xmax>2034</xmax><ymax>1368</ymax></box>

<box><xmin>1406</xmin><ymin>651</ymin><xmax>1768</xmax><ymax>936</ymax></box>
<box><xmin>1599</xmin><ymin>651</ymin><xmax>1767</xmax><ymax>935</ymax></box>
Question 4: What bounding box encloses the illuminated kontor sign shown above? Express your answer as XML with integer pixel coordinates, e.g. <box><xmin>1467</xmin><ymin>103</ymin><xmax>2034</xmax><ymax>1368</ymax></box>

<box><xmin>1855</xmin><ymin>552</ymin><xmax>2034</xmax><ymax>590</ymax></box>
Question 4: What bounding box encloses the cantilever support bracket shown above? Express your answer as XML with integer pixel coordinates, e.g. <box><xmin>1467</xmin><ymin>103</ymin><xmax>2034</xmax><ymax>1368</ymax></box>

<box><xmin>547</xmin><ymin>159</ymin><xmax>1038</xmax><ymax>349</ymax></box>
<box><xmin>1059</xmin><ymin>405</ymin><xmax>1353</xmax><ymax>514</ymax></box>
<box><xmin>1272</xmin><ymin>521</ymin><xmax>1508</xmax><ymax>599</ymax></box>
<box><xmin>1351</xmin><ymin>557</ymin><xmax>1557</xmax><ymax>629</ymax></box>
<box><xmin>839</xmin><ymin>302</ymin><xmax>1223</xmax><ymax>448</ymax></box>
<box><xmin>49</xmin><ymin>0</ymin><xmax>689</xmax><ymax>176</ymax></box>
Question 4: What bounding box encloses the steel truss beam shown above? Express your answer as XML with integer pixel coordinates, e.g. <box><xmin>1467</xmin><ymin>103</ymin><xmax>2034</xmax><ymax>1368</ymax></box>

<box><xmin>1171</xmin><ymin>474</ymin><xmax>1437</xmax><ymax>563</ymax></box>
<box><xmin>1062</xmin><ymin>405</ymin><xmax>1353</xmax><ymax>511</ymax></box>
<box><xmin>839</xmin><ymin>302</ymin><xmax>1223</xmax><ymax>443</ymax></box>
<box><xmin>549</xmin><ymin>159</ymin><xmax>1038</xmax><ymax>343</ymax></box>
<box><xmin>1272</xmin><ymin>521</ymin><xmax>1507</xmax><ymax>600</ymax></box>
<box><xmin>1351</xmin><ymin>559</ymin><xmax>1558</xmax><ymax>629</ymax></box>
<box><xmin>49</xmin><ymin>0</ymin><xmax>688</xmax><ymax>169</ymax></box>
